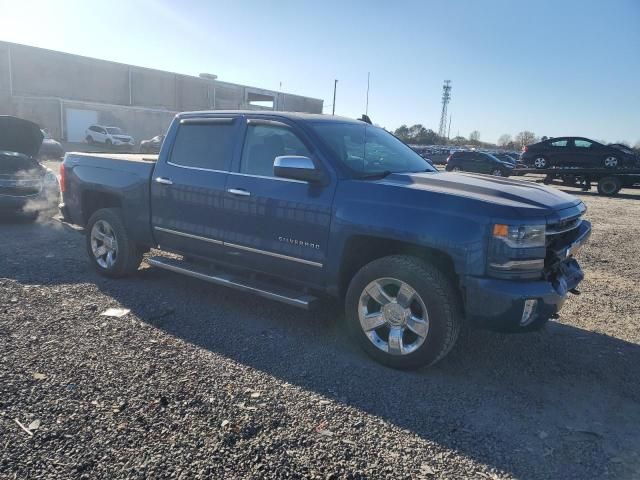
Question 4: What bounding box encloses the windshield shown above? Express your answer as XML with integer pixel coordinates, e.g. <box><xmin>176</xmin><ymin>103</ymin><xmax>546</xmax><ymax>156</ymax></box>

<box><xmin>311</xmin><ymin>122</ymin><xmax>436</xmax><ymax>177</ymax></box>
<box><xmin>106</xmin><ymin>127</ymin><xmax>122</xmax><ymax>134</ymax></box>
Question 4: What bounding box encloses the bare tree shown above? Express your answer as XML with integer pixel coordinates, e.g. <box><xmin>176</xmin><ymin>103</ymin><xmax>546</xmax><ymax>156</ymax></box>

<box><xmin>515</xmin><ymin>131</ymin><xmax>536</xmax><ymax>147</ymax></box>
<box><xmin>469</xmin><ymin>130</ymin><xmax>481</xmax><ymax>144</ymax></box>
<box><xmin>497</xmin><ymin>134</ymin><xmax>512</xmax><ymax>147</ymax></box>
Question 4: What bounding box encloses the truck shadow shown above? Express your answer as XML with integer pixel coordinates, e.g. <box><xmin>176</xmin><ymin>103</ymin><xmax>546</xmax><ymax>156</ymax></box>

<box><xmin>97</xmin><ymin>267</ymin><xmax>640</xmax><ymax>479</ymax></box>
<box><xmin>3</xmin><ymin>220</ymin><xmax>640</xmax><ymax>479</ymax></box>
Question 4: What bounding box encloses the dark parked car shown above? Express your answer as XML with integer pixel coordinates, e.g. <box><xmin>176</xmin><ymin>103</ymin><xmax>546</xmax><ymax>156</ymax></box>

<box><xmin>0</xmin><ymin>116</ymin><xmax>60</xmax><ymax>219</ymax></box>
<box><xmin>140</xmin><ymin>134</ymin><xmax>165</xmax><ymax>154</ymax></box>
<box><xmin>445</xmin><ymin>151</ymin><xmax>514</xmax><ymax>176</ymax></box>
<box><xmin>60</xmin><ymin>111</ymin><xmax>591</xmax><ymax>369</ymax></box>
<box><xmin>37</xmin><ymin>129</ymin><xmax>65</xmax><ymax>160</ymax></box>
<box><xmin>522</xmin><ymin>137</ymin><xmax>638</xmax><ymax>169</ymax></box>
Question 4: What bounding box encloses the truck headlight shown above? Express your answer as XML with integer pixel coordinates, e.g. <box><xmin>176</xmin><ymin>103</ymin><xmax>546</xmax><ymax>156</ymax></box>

<box><xmin>488</xmin><ymin>224</ymin><xmax>546</xmax><ymax>279</ymax></box>
<box><xmin>492</xmin><ymin>224</ymin><xmax>545</xmax><ymax>248</ymax></box>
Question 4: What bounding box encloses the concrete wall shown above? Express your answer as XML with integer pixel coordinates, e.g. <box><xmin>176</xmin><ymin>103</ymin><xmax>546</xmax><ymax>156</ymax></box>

<box><xmin>0</xmin><ymin>41</ymin><xmax>323</xmax><ymax>143</ymax></box>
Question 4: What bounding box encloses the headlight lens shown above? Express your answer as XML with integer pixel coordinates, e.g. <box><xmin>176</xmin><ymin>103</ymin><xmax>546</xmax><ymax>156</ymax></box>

<box><xmin>493</xmin><ymin>224</ymin><xmax>545</xmax><ymax>248</ymax></box>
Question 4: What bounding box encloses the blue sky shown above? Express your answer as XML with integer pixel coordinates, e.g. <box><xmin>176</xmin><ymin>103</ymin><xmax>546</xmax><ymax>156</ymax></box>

<box><xmin>1</xmin><ymin>0</ymin><xmax>639</xmax><ymax>144</ymax></box>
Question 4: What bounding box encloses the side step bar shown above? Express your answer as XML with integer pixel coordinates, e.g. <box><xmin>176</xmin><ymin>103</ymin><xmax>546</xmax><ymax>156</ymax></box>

<box><xmin>145</xmin><ymin>256</ymin><xmax>318</xmax><ymax>310</ymax></box>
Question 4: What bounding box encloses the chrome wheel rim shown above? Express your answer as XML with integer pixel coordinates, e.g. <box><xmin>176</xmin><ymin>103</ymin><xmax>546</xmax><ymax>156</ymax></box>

<box><xmin>492</xmin><ymin>169</ymin><xmax>503</xmax><ymax>176</ymax></box>
<box><xmin>90</xmin><ymin>220</ymin><xmax>118</xmax><ymax>269</ymax></box>
<box><xmin>358</xmin><ymin>277</ymin><xmax>429</xmax><ymax>356</ymax></box>
<box><xmin>604</xmin><ymin>156</ymin><xmax>618</xmax><ymax>167</ymax></box>
<box><xmin>534</xmin><ymin>157</ymin><xmax>546</xmax><ymax>168</ymax></box>
<box><xmin>452</xmin><ymin>166</ymin><xmax>462</xmax><ymax>172</ymax></box>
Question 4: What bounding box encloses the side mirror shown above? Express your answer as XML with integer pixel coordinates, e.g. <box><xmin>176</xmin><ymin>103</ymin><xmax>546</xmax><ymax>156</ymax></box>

<box><xmin>274</xmin><ymin>156</ymin><xmax>322</xmax><ymax>182</ymax></box>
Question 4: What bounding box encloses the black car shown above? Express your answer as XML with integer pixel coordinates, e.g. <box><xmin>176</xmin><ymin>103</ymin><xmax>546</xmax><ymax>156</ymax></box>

<box><xmin>139</xmin><ymin>134</ymin><xmax>165</xmax><ymax>154</ymax></box>
<box><xmin>0</xmin><ymin>116</ymin><xmax>60</xmax><ymax>219</ymax></box>
<box><xmin>522</xmin><ymin>137</ymin><xmax>638</xmax><ymax>169</ymax></box>
<box><xmin>37</xmin><ymin>129</ymin><xmax>65</xmax><ymax>160</ymax></box>
<box><xmin>445</xmin><ymin>151</ymin><xmax>514</xmax><ymax>176</ymax></box>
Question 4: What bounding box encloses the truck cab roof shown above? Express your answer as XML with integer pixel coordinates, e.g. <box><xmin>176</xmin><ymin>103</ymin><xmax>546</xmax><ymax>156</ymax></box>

<box><xmin>177</xmin><ymin>110</ymin><xmax>364</xmax><ymax>125</ymax></box>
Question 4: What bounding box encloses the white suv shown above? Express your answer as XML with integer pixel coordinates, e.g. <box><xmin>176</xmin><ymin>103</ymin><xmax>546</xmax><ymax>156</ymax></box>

<box><xmin>85</xmin><ymin>125</ymin><xmax>134</xmax><ymax>146</ymax></box>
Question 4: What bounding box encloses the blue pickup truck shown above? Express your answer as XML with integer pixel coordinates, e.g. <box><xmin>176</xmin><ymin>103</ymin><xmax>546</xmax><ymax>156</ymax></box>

<box><xmin>60</xmin><ymin>111</ymin><xmax>591</xmax><ymax>368</ymax></box>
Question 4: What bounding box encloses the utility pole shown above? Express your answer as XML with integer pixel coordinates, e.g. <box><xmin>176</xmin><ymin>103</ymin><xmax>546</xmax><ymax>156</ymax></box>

<box><xmin>438</xmin><ymin>80</ymin><xmax>452</xmax><ymax>138</ymax></box>
<box><xmin>365</xmin><ymin>72</ymin><xmax>370</xmax><ymax>116</ymax></box>
<box><xmin>332</xmin><ymin>79</ymin><xmax>338</xmax><ymax>115</ymax></box>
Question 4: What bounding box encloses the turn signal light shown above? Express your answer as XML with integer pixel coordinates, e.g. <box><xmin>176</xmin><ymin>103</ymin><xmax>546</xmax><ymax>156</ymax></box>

<box><xmin>493</xmin><ymin>224</ymin><xmax>509</xmax><ymax>237</ymax></box>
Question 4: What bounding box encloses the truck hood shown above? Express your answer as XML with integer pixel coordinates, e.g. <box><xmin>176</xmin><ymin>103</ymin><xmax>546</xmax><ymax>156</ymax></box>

<box><xmin>384</xmin><ymin>171</ymin><xmax>581</xmax><ymax>212</ymax></box>
<box><xmin>0</xmin><ymin>116</ymin><xmax>44</xmax><ymax>158</ymax></box>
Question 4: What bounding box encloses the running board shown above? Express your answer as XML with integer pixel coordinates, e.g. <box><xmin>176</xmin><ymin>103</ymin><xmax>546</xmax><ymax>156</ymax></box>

<box><xmin>145</xmin><ymin>256</ymin><xmax>318</xmax><ymax>310</ymax></box>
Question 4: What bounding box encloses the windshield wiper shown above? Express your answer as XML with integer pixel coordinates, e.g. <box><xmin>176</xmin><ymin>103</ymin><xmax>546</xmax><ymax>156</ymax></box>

<box><xmin>357</xmin><ymin>170</ymin><xmax>393</xmax><ymax>180</ymax></box>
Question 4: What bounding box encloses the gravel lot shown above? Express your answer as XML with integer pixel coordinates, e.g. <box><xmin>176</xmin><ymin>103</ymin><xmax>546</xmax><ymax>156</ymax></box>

<box><xmin>1</xmin><ymin>183</ymin><xmax>640</xmax><ymax>479</ymax></box>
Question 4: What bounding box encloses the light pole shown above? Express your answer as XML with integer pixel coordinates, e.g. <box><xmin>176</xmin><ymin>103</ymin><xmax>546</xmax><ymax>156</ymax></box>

<box><xmin>332</xmin><ymin>79</ymin><xmax>338</xmax><ymax>115</ymax></box>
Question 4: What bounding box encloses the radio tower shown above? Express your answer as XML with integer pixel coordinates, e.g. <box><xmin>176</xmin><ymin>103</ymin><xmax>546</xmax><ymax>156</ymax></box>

<box><xmin>438</xmin><ymin>80</ymin><xmax>452</xmax><ymax>139</ymax></box>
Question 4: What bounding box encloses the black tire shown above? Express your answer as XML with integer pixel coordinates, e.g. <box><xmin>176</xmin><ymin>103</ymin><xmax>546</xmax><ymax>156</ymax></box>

<box><xmin>490</xmin><ymin>168</ymin><xmax>504</xmax><ymax>177</ymax></box>
<box><xmin>86</xmin><ymin>135</ymin><xmax>94</xmax><ymax>145</ymax></box>
<box><xmin>105</xmin><ymin>139</ymin><xmax>113</xmax><ymax>147</ymax></box>
<box><xmin>345</xmin><ymin>255</ymin><xmax>462</xmax><ymax>369</ymax></box>
<box><xmin>597</xmin><ymin>176</ymin><xmax>622</xmax><ymax>196</ymax></box>
<box><xmin>85</xmin><ymin>208</ymin><xmax>143</xmax><ymax>278</ymax></box>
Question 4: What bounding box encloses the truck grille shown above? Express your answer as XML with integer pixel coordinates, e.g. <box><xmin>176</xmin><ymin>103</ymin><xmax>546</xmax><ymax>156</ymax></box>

<box><xmin>545</xmin><ymin>214</ymin><xmax>582</xmax><ymax>253</ymax></box>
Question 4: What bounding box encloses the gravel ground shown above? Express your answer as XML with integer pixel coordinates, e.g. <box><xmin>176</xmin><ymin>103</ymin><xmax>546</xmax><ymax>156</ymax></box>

<box><xmin>1</xmin><ymin>184</ymin><xmax>640</xmax><ymax>479</ymax></box>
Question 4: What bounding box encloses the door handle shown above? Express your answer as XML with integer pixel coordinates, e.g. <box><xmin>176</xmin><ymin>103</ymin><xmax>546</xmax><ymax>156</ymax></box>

<box><xmin>155</xmin><ymin>177</ymin><xmax>173</xmax><ymax>185</ymax></box>
<box><xmin>227</xmin><ymin>188</ymin><xmax>251</xmax><ymax>197</ymax></box>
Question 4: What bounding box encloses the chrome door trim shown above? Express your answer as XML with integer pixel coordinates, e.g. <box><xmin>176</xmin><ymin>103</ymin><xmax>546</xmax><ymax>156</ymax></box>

<box><xmin>166</xmin><ymin>161</ymin><xmax>228</xmax><ymax>174</ymax></box>
<box><xmin>224</xmin><ymin>242</ymin><xmax>323</xmax><ymax>268</ymax></box>
<box><xmin>227</xmin><ymin>188</ymin><xmax>251</xmax><ymax>196</ymax></box>
<box><xmin>153</xmin><ymin>226</ymin><xmax>223</xmax><ymax>245</ymax></box>
<box><xmin>153</xmin><ymin>227</ymin><xmax>323</xmax><ymax>268</ymax></box>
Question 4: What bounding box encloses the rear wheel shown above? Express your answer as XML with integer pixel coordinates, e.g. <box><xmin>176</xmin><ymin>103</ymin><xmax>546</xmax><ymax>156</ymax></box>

<box><xmin>597</xmin><ymin>176</ymin><xmax>622</xmax><ymax>196</ymax></box>
<box><xmin>86</xmin><ymin>135</ymin><xmax>94</xmax><ymax>144</ymax></box>
<box><xmin>491</xmin><ymin>168</ymin><xmax>504</xmax><ymax>176</ymax></box>
<box><xmin>451</xmin><ymin>166</ymin><xmax>463</xmax><ymax>172</ymax></box>
<box><xmin>345</xmin><ymin>255</ymin><xmax>462</xmax><ymax>369</ymax></box>
<box><xmin>533</xmin><ymin>156</ymin><xmax>548</xmax><ymax>169</ymax></box>
<box><xmin>86</xmin><ymin>208</ymin><xmax>143</xmax><ymax>277</ymax></box>
<box><xmin>105</xmin><ymin>139</ymin><xmax>113</xmax><ymax>147</ymax></box>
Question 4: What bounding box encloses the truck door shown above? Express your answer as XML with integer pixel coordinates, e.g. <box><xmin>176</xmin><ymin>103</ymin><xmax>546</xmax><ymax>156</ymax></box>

<box><xmin>221</xmin><ymin>118</ymin><xmax>335</xmax><ymax>284</ymax></box>
<box><xmin>150</xmin><ymin>116</ymin><xmax>241</xmax><ymax>259</ymax></box>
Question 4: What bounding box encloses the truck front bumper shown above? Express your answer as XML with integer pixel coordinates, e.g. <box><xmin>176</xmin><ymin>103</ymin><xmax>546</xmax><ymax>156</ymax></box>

<box><xmin>464</xmin><ymin>258</ymin><xmax>584</xmax><ymax>331</ymax></box>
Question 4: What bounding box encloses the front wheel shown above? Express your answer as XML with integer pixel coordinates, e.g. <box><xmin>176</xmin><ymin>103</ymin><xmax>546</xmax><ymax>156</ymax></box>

<box><xmin>86</xmin><ymin>208</ymin><xmax>143</xmax><ymax>278</ymax></box>
<box><xmin>603</xmin><ymin>156</ymin><xmax>619</xmax><ymax>168</ymax></box>
<box><xmin>345</xmin><ymin>255</ymin><xmax>462</xmax><ymax>369</ymax></box>
<box><xmin>491</xmin><ymin>168</ymin><xmax>504</xmax><ymax>176</ymax></box>
<box><xmin>533</xmin><ymin>156</ymin><xmax>548</xmax><ymax>169</ymax></box>
<box><xmin>451</xmin><ymin>166</ymin><xmax>463</xmax><ymax>172</ymax></box>
<box><xmin>597</xmin><ymin>176</ymin><xmax>622</xmax><ymax>196</ymax></box>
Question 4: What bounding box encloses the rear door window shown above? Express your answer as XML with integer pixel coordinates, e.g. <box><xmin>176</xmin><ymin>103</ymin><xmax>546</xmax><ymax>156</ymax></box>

<box><xmin>550</xmin><ymin>139</ymin><xmax>568</xmax><ymax>147</ymax></box>
<box><xmin>169</xmin><ymin>120</ymin><xmax>236</xmax><ymax>171</ymax></box>
<box><xmin>574</xmin><ymin>139</ymin><xmax>592</xmax><ymax>148</ymax></box>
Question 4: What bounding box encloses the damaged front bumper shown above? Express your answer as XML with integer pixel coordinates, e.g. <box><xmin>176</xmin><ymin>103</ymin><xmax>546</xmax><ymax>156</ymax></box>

<box><xmin>465</xmin><ymin>220</ymin><xmax>591</xmax><ymax>331</ymax></box>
